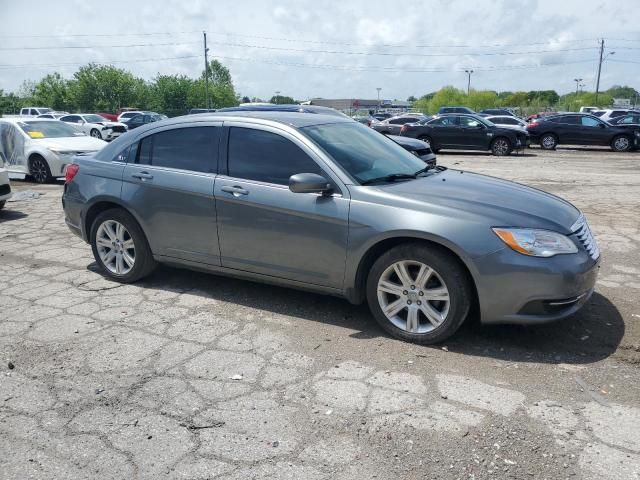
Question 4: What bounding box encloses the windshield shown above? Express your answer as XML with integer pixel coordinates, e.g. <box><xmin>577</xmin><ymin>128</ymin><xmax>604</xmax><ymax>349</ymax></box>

<box><xmin>301</xmin><ymin>122</ymin><xmax>426</xmax><ymax>185</ymax></box>
<box><xmin>84</xmin><ymin>114</ymin><xmax>107</xmax><ymax>123</ymax></box>
<box><xmin>19</xmin><ymin>121</ymin><xmax>86</xmax><ymax>138</ymax></box>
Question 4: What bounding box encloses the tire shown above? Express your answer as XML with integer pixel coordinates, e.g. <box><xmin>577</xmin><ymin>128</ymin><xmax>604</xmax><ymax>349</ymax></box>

<box><xmin>29</xmin><ymin>155</ymin><xmax>52</xmax><ymax>184</ymax></box>
<box><xmin>419</xmin><ymin>136</ymin><xmax>439</xmax><ymax>153</ymax></box>
<box><xmin>90</xmin><ymin>208</ymin><xmax>156</xmax><ymax>283</ymax></box>
<box><xmin>490</xmin><ymin>137</ymin><xmax>512</xmax><ymax>156</ymax></box>
<box><xmin>540</xmin><ymin>133</ymin><xmax>557</xmax><ymax>150</ymax></box>
<box><xmin>366</xmin><ymin>242</ymin><xmax>472</xmax><ymax>344</ymax></box>
<box><xmin>0</xmin><ymin>200</ymin><xmax>5</xmax><ymax>210</ymax></box>
<box><xmin>90</xmin><ymin>129</ymin><xmax>102</xmax><ymax>139</ymax></box>
<box><xmin>611</xmin><ymin>135</ymin><xmax>632</xmax><ymax>152</ymax></box>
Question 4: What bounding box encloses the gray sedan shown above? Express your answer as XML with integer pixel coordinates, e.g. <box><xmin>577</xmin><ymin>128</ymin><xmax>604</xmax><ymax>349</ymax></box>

<box><xmin>371</xmin><ymin>114</ymin><xmax>429</xmax><ymax>135</ymax></box>
<box><xmin>62</xmin><ymin>112</ymin><xmax>599</xmax><ymax>344</ymax></box>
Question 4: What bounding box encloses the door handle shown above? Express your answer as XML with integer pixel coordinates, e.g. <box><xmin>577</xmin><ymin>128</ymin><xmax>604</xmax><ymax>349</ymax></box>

<box><xmin>131</xmin><ymin>172</ymin><xmax>154</xmax><ymax>180</ymax></box>
<box><xmin>221</xmin><ymin>185</ymin><xmax>249</xmax><ymax>196</ymax></box>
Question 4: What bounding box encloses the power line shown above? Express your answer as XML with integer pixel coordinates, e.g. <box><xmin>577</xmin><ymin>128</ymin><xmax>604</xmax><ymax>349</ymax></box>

<box><xmin>0</xmin><ymin>41</ymin><xmax>200</xmax><ymax>51</ymax></box>
<box><xmin>205</xmin><ymin>40</ymin><xmax>598</xmax><ymax>57</ymax></box>
<box><xmin>0</xmin><ymin>30</ymin><xmax>201</xmax><ymax>38</ymax></box>
<box><xmin>0</xmin><ymin>54</ymin><xmax>201</xmax><ymax>70</ymax></box>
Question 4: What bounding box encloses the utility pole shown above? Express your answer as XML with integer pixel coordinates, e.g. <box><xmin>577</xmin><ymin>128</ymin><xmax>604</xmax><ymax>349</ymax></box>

<box><xmin>465</xmin><ymin>69</ymin><xmax>474</xmax><ymax>95</ymax></box>
<box><xmin>376</xmin><ymin>87</ymin><xmax>382</xmax><ymax>111</ymax></box>
<box><xmin>574</xmin><ymin>78</ymin><xmax>583</xmax><ymax>96</ymax></box>
<box><xmin>203</xmin><ymin>31</ymin><xmax>210</xmax><ymax>109</ymax></box>
<box><xmin>595</xmin><ymin>39</ymin><xmax>604</xmax><ymax>103</ymax></box>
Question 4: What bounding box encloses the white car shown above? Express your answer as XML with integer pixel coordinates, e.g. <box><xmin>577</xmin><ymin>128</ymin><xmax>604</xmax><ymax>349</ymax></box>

<box><xmin>0</xmin><ymin>151</ymin><xmax>11</xmax><ymax>210</ymax></box>
<box><xmin>37</xmin><ymin>112</ymin><xmax>69</xmax><ymax>119</ymax></box>
<box><xmin>59</xmin><ymin>114</ymin><xmax>128</xmax><ymax>141</ymax></box>
<box><xmin>117</xmin><ymin>110</ymin><xmax>144</xmax><ymax>122</ymax></box>
<box><xmin>485</xmin><ymin>115</ymin><xmax>528</xmax><ymax>133</ymax></box>
<box><xmin>591</xmin><ymin>109</ymin><xmax>638</xmax><ymax>123</ymax></box>
<box><xmin>0</xmin><ymin>118</ymin><xmax>107</xmax><ymax>183</ymax></box>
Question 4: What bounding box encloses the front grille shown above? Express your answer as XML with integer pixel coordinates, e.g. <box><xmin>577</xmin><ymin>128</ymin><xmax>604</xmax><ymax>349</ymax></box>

<box><xmin>571</xmin><ymin>214</ymin><xmax>600</xmax><ymax>260</ymax></box>
<box><xmin>0</xmin><ymin>184</ymin><xmax>10</xmax><ymax>196</ymax></box>
<box><xmin>111</xmin><ymin>126</ymin><xmax>126</xmax><ymax>133</ymax></box>
<box><xmin>415</xmin><ymin>147</ymin><xmax>433</xmax><ymax>156</ymax></box>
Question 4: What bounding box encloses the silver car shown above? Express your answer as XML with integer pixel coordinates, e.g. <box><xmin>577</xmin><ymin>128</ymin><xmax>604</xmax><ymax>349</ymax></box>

<box><xmin>62</xmin><ymin>112</ymin><xmax>600</xmax><ymax>344</ymax></box>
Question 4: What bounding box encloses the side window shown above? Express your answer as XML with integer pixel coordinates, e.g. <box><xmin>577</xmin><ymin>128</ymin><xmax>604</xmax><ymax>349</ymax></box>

<box><xmin>30</xmin><ymin>109</ymin><xmax>38</xmax><ymax>116</ymax></box>
<box><xmin>227</xmin><ymin>127</ymin><xmax>322</xmax><ymax>185</ymax></box>
<box><xmin>459</xmin><ymin>116</ymin><xmax>481</xmax><ymax>128</ymax></box>
<box><xmin>620</xmin><ymin>116</ymin><xmax>634</xmax><ymax>124</ymax></box>
<box><xmin>136</xmin><ymin>127</ymin><xmax>218</xmax><ymax>173</ymax></box>
<box><xmin>20</xmin><ymin>108</ymin><xmax>27</xmax><ymax>115</ymax></box>
<box><xmin>114</xmin><ymin>143</ymin><xmax>137</xmax><ymax>163</ymax></box>
<box><xmin>430</xmin><ymin>117</ymin><xmax>456</xmax><ymax>126</ymax></box>
<box><xmin>581</xmin><ymin>116</ymin><xmax>601</xmax><ymax>127</ymax></box>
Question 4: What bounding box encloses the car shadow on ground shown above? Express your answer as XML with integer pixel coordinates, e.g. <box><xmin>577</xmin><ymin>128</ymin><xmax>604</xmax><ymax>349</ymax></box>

<box><xmin>0</xmin><ymin>208</ymin><xmax>28</xmax><ymax>223</ymax></box>
<box><xmin>99</xmin><ymin>264</ymin><xmax>624</xmax><ymax>366</ymax></box>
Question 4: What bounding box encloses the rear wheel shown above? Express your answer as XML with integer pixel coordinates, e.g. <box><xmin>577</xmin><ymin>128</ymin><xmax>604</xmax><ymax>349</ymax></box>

<box><xmin>366</xmin><ymin>243</ymin><xmax>472</xmax><ymax>344</ymax></box>
<box><xmin>90</xmin><ymin>208</ymin><xmax>156</xmax><ymax>283</ymax></box>
<box><xmin>491</xmin><ymin>137</ymin><xmax>512</xmax><ymax>156</ymax></box>
<box><xmin>540</xmin><ymin>133</ymin><xmax>557</xmax><ymax>150</ymax></box>
<box><xmin>611</xmin><ymin>135</ymin><xmax>632</xmax><ymax>152</ymax></box>
<box><xmin>29</xmin><ymin>155</ymin><xmax>52</xmax><ymax>184</ymax></box>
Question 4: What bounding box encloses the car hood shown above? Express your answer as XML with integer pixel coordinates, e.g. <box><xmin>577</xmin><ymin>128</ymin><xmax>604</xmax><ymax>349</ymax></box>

<box><xmin>357</xmin><ymin>169</ymin><xmax>579</xmax><ymax>233</ymax></box>
<box><xmin>33</xmin><ymin>136</ymin><xmax>108</xmax><ymax>151</ymax></box>
<box><xmin>387</xmin><ymin>135</ymin><xmax>430</xmax><ymax>149</ymax></box>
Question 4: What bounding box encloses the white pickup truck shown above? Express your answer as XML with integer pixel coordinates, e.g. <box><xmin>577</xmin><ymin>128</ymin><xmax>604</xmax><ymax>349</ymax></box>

<box><xmin>18</xmin><ymin>107</ymin><xmax>53</xmax><ymax>117</ymax></box>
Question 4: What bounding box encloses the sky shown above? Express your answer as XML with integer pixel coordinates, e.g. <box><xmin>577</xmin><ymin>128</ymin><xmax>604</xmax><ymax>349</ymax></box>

<box><xmin>1</xmin><ymin>0</ymin><xmax>639</xmax><ymax>101</ymax></box>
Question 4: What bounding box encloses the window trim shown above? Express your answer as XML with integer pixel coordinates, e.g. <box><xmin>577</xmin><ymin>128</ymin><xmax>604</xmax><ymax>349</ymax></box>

<box><xmin>221</xmin><ymin>120</ymin><xmax>347</xmax><ymax>195</ymax></box>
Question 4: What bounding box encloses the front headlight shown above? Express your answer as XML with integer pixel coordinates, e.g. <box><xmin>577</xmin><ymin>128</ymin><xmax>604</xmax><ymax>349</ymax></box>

<box><xmin>48</xmin><ymin>147</ymin><xmax>76</xmax><ymax>155</ymax></box>
<box><xmin>492</xmin><ymin>228</ymin><xmax>578</xmax><ymax>257</ymax></box>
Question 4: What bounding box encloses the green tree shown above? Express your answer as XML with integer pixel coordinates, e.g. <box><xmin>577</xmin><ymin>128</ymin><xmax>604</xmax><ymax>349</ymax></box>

<box><xmin>606</xmin><ymin>85</ymin><xmax>638</xmax><ymax>100</ymax></box>
<box><xmin>0</xmin><ymin>89</ymin><xmax>21</xmax><ymax>115</ymax></box>
<box><xmin>406</xmin><ymin>95</ymin><xmax>417</xmax><ymax>102</ymax></box>
<box><xmin>71</xmin><ymin>64</ymin><xmax>144</xmax><ymax>111</ymax></box>
<box><xmin>466</xmin><ymin>90</ymin><xmax>499</xmax><ymax>111</ymax></box>
<box><xmin>32</xmin><ymin>73</ymin><xmax>72</xmax><ymax>111</ymax></box>
<box><xmin>270</xmin><ymin>95</ymin><xmax>295</xmax><ymax>104</ymax></box>
<box><xmin>148</xmin><ymin>74</ymin><xmax>193</xmax><ymax>114</ymax></box>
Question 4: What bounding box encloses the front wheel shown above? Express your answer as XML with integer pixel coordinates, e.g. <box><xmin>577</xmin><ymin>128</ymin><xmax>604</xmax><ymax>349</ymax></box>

<box><xmin>90</xmin><ymin>129</ymin><xmax>102</xmax><ymax>139</ymax></box>
<box><xmin>90</xmin><ymin>209</ymin><xmax>156</xmax><ymax>283</ymax></box>
<box><xmin>419</xmin><ymin>136</ymin><xmax>439</xmax><ymax>152</ymax></box>
<box><xmin>611</xmin><ymin>135</ymin><xmax>632</xmax><ymax>152</ymax></box>
<box><xmin>491</xmin><ymin>137</ymin><xmax>512</xmax><ymax>156</ymax></box>
<box><xmin>29</xmin><ymin>155</ymin><xmax>52</xmax><ymax>184</ymax></box>
<box><xmin>366</xmin><ymin>243</ymin><xmax>472</xmax><ymax>344</ymax></box>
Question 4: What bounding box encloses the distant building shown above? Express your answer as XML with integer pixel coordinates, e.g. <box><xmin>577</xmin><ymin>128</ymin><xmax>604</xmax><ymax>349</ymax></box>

<box><xmin>306</xmin><ymin>98</ymin><xmax>413</xmax><ymax>113</ymax></box>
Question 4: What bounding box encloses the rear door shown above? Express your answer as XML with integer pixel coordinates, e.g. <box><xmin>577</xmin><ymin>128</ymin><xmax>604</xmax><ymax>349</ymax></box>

<box><xmin>214</xmin><ymin>123</ymin><xmax>349</xmax><ymax>288</ymax></box>
<box><xmin>387</xmin><ymin>117</ymin><xmax>417</xmax><ymax>135</ymax></box>
<box><xmin>121</xmin><ymin>124</ymin><xmax>222</xmax><ymax>265</ymax></box>
<box><xmin>426</xmin><ymin>116</ymin><xmax>459</xmax><ymax>148</ymax></box>
<box><xmin>550</xmin><ymin>115</ymin><xmax>580</xmax><ymax>143</ymax></box>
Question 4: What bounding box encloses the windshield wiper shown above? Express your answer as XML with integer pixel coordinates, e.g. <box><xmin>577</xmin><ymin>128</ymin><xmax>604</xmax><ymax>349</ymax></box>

<box><xmin>360</xmin><ymin>173</ymin><xmax>416</xmax><ymax>185</ymax></box>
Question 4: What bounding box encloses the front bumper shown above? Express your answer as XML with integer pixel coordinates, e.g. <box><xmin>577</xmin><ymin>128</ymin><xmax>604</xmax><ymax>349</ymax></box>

<box><xmin>472</xmin><ymin>247</ymin><xmax>600</xmax><ymax>325</ymax></box>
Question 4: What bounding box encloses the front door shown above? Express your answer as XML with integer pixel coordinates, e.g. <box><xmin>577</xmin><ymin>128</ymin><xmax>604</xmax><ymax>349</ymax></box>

<box><xmin>215</xmin><ymin>125</ymin><xmax>349</xmax><ymax>289</ymax></box>
<box><xmin>458</xmin><ymin>115</ymin><xmax>489</xmax><ymax>149</ymax></box>
<box><xmin>121</xmin><ymin>124</ymin><xmax>222</xmax><ymax>265</ymax></box>
<box><xmin>578</xmin><ymin>116</ymin><xmax>612</xmax><ymax>145</ymax></box>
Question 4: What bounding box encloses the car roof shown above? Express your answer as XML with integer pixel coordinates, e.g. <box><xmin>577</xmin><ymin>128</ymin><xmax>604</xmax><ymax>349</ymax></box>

<box><xmin>134</xmin><ymin>111</ymin><xmax>353</xmax><ymax>133</ymax></box>
<box><xmin>0</xmin><ymin>117</ymin><xmax>59</xmax><ymax>124</ymax></box>
<box><xmin>217</xmin><ymin>104</ymin><xmax>347</xmax><ymax>118</ymax></box>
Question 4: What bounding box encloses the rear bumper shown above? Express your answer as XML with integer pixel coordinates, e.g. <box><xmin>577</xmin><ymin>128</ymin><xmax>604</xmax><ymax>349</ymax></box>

<box><xmin>62</xmin><ymin>191</ymin><xmax>86</xmax><ymax>241</ymax></box>
<box><xmin>472</xmin><ymin>247</ymin><xmax>600</xmax><ymax>325</ymax></box>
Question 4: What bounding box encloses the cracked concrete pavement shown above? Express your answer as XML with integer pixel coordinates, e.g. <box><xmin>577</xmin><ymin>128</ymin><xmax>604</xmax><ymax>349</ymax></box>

<box><xmin>1</xmin><ymin>146</ymin><xmax>639</xmax><ymax>479</ymax></box>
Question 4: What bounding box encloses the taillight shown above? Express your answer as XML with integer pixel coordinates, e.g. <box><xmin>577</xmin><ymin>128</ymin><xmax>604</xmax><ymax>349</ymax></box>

<box><xmin>526</xmin><ymin>122</ymin><xmax>539</xmax><ymax>129</ymax></box>
<box><xmin>65</xmin><ymin>164</ymin><xmax>80</xmax><ymax>183</ymax></box>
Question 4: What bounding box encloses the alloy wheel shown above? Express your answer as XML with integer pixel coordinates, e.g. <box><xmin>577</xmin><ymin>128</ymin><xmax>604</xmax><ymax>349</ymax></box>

<box><xmin>541</xmin><ymin>135</ymin><xmax>556</xmax><ymax>149</ymax></box>
<box><xmin>30</xmin><ymin>158</ymin><xmax>49</xmax><ymax>183</ymax></box>
<box><xmin>376</xmin><ymin>260</ymin><xmax>450</xmax><ymax>334</ymax></box>
<box><xmin>91</xmin><ymin>129</ymin><xmax>102</xmax><ymax>138</ymax></box>
<box><xmin>614</xmin><ymin>136</ymin><xmax>630</xmax><ymax>151</ymax></box>
<box><xmin>493</xmin><ymin>138</ymin><xmax>510</xmax><ymax>155</ymax></box>
<box><xmin>95</xmin><ymin>220</ymin><xmax>135</xmax><ymax>275</ymax></box>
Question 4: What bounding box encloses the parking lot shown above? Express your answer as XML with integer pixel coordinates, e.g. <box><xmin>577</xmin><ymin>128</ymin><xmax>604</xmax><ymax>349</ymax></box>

<box><xmin>1</xmin><ymin>146</ymin><xmax>639</xmax><ymax>479</ymax></box>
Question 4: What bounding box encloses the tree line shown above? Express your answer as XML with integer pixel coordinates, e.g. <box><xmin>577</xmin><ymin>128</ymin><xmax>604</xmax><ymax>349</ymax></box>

<box><xmin>411</xmin><ymin>85</ymin><xmax>638</xmax><ymax>115</ymax></box>
<box><xmin>0</xmin><ymin>60</ymin><xmax>240</xmax><ymax>116</ymax></box>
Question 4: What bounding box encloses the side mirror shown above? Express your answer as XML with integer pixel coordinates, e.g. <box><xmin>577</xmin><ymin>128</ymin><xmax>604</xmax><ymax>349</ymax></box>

<box><xmin>476</xmin><ymin>123</ymin><xmax>485</xmax><ymax>129</ymax></box>
<box><xmin>289</xmin><ymin>173</ymin><xmax>332</xmax><ymax>195</ymax></box>
<box><xmin>598</xmin><ymin>123</ymin><xmax>605</xmax><ymax>128</ymax></box>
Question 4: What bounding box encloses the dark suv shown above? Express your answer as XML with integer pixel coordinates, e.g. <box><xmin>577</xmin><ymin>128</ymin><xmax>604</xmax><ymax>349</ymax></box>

<box><xmin>527</xmin><ymin>113</ymin><xmax>638</xmax><ymax>151</ymax></box>
<box><xmin>400</xmin><ymin>114</ymin><xmax>529</xmax><ymax>156</ymax></box>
